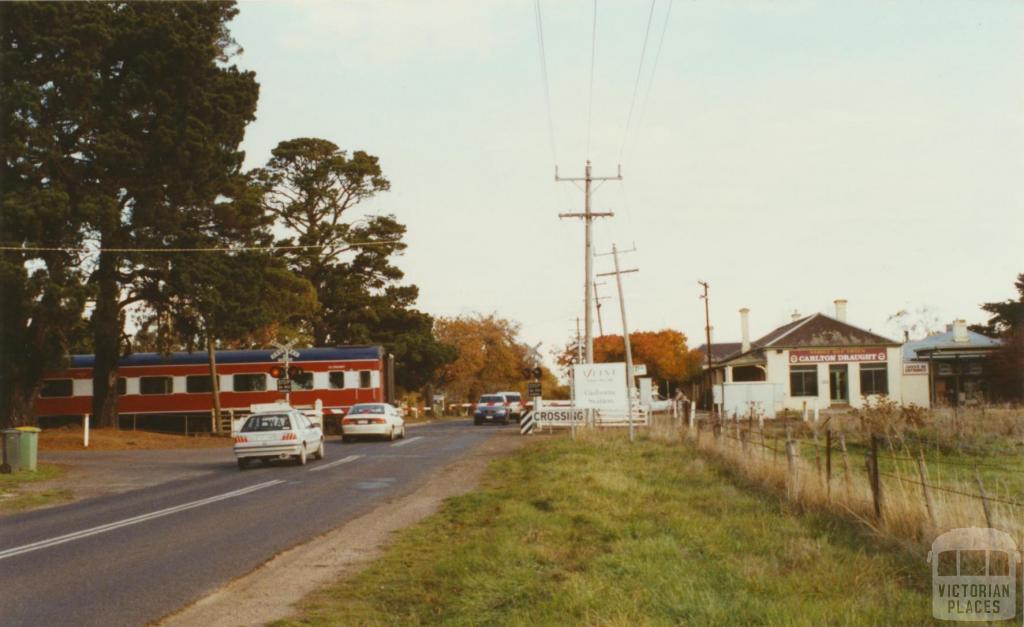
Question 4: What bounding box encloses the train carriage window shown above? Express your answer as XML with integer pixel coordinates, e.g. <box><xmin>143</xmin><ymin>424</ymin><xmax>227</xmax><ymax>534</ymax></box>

<box><xmin>359</xmin><ymin>370</ymin><xmax>372</xmax><ymax>389</ymax></box>
<box><xmin>186</xmin><ymin>375</ymin><xmax>213</xmax><ymax>394</ymax></box>
<box><xmin>117</xmin><ymin>378</ymin><xmax>126</xmax><ymax>395</ymax></box>
<box><xmin>233</xmin><ymin>373</ymin><xmax>267</xmax><ymax>392</ymax></box>
<box><xmin>40</xmin><ymin>379</ymin><xmax>73</xmax><ymax>398</ymax></box>
<box><xmin>292</xmin><ymin>372</ymin><xmax>314</xmax><ymax>390</ymax></box>
<box><xmin>328</xmin><ymin>372</ymin><xmax>346</xmax><ymax>389</ymax></box>
<box><xmin>140</xmin><ymin>376</ymin><xmax>173</xmax><ymax>395</ymax></box>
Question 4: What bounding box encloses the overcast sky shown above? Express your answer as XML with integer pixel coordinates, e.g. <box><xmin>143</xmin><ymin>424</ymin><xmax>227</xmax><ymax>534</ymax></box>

<box><xmin>230</xmin><ymin>1</ymin><xmax>1024</xmax><ymax>361</ymax></box>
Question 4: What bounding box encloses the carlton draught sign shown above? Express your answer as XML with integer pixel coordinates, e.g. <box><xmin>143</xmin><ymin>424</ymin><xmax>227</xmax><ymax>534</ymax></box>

<box><xmin>789</xmin><ymin>348</ymin><xmax>887</xmax><ymax>364</ymax></box>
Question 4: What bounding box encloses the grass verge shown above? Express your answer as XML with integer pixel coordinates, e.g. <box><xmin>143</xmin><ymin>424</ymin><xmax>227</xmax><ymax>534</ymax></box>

<box><xmin>279</xmin><ymin>432</ymin><xmax>931</xmax><ymax>626</ymax></box>
<box><xmin>0</xmin><ymin>464</ymin><xmax>73</xmax><ymax>513</ymax></box>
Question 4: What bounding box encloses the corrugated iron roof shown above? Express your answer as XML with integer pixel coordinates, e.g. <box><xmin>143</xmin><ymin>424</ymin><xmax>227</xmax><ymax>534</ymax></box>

<box><xmin>902</xmin><ymin>329</ymin><xmax>1001</xmax><ymax>361</ymax></box>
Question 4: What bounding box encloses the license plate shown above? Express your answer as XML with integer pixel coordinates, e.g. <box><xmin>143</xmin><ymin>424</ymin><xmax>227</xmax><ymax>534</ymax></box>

<box><xmin>359</xmin><ymin>419</ymin><xmax>370</xmax><ymax>425</ymax></box>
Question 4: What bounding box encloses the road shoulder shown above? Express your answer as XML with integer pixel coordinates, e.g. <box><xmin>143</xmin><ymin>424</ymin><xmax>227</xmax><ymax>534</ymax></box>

<box><xmin>159</xmin><ymin>429</ymin><xmax>527</xmax><ymax>627</ymax></box>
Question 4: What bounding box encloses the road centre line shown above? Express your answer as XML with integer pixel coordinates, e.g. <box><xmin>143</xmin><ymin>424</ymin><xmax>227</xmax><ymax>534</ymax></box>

<box><xmin>391</xmin><ymin>436</ymin><xmax>423</xmax><ymax>448</ymax></box>
<box><xmin>0</xmin><ymin>480</ymin><xmax>285</xmax><ymax>562</ymax></box>
<box><xmin>307</xmin><ymin>454</ymin><xmax>361</xmax><ymax>472</ymax></box>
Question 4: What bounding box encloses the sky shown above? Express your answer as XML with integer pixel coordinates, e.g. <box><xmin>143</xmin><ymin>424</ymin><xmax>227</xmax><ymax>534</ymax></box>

<box><xmin>229</xmin><ymin>0</ymin><xmax>1024</xmax><ymax>364</ymax></box>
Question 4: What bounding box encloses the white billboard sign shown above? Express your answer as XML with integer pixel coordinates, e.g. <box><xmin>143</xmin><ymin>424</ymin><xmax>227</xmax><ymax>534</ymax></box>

<box><xmin>572</xmin><ymin>363</ymin><xmax>628</xmax><ymax>411</ymax></box>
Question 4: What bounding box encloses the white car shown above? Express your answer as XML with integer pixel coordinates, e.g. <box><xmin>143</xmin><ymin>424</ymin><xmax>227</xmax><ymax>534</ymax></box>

<box><xmin>648</xmin><ymin>394</ymin><xmax>673</xmax><ymax>413</ymax></box>
<box><xmin>494</xmin><ymin>391</ymin><xmax>524</xmax><ymax>421</ymax></box>
<box><xmin>234</xmin><ymin>409</ymin><xmax>325</xmax><ymax>469</ymax></box>
<box><xmin>342</xmin><ymin>403</ymin><xmax>406</xmax><ymax>442</ymax></box>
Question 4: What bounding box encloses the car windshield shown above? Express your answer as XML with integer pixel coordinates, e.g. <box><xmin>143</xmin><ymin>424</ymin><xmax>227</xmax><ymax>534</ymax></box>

<box><xmin>504</xmin><ymin>394</ymin><xmax>521</xmax><ymax>402</ymax></box>
<box><xmin>242</xmin><ymin>414</ymin><xmax>291</xmax><ymax>432</ymax></box>
<box><xmin>349</xmin><ymin>404</ymin><xmax>386</xmax><ymax>415</ymax></box>
<box><xmin>479</xmin><ymin>395</ymin><xmax>505</xmax><ymax>403</ymax></box>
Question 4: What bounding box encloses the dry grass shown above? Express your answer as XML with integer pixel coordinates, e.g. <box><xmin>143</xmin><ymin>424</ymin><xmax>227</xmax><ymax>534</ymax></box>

<box><xmin>39</xmin><ymin>425</ymin><xmax>231</xmax><ymax>451</ymax></box>
<box><xmin>672</xmin><ymin>414</ymin><xmax>1024</xmax><ymax>555</ymax></box>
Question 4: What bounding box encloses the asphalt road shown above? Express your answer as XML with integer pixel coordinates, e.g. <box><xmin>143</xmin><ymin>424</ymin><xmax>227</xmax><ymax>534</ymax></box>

<box><xmin>0</xmin><ymin>419</ymin><xmax>506</xmax><ymax>626</ymax></box>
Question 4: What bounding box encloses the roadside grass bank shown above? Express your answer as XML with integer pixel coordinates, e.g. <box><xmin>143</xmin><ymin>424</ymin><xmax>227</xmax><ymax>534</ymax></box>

<box><xmin>0</xmin><ymin>464</ymin><xmax>72</xmax><ymax>514</ymax></box>
<box><xmin>279</xmin><ymin>432</ymin><xmax>930</xmax><ymax>626</ymax></box>
<box><xmin>40</xmin><ymin>426</ymin><xmax>230</xmax><ymax>451</ymax></box>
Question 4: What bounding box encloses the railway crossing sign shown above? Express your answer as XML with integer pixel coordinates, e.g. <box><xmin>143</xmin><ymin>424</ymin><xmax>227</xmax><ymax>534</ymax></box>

<box><xmin>520</xmin><ymin>406</ymin><xmax>597</xmax><ymax>434</ymax></box>
<box><xmin>276</xmin><ymin>379</ymin><xmax>292</xmax><ymax>393</ymax></box>
<box><xmin>269</xmin><ymin>340</ymin><xmax>301</xmax><ymax>402</ymax></box>
<box><xmin>528</xmin><ymin>382</ymin><xmax>542</xmax><ymax>398</ymax></box>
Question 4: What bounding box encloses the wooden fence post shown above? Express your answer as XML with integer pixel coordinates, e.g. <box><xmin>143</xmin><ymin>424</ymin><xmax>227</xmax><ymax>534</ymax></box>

<box><xmin>975</xmin><ymin>470</ymin><xmax>994</xmax><ymax>529</ymax></box>
<box><xmin>786</xmin><ymin>436</ymin><xmax>800</xmax><ymax>501</ymax></box>
<box><xmin>826</xmin><ymin>429</ymin><xmax>833</xmax><ymax>502</ymax></box>
<box><xmin>740</xmin><ymin>428</ymin><xmax>748</xmax><ymax>453</ymax></box>
<box><xmin>916</xmin><ymin>451</ymin><xmax>937</xmax><ymax>527</ymax></box>
<box><xmin>868</xmin><ymin>434</ymin><xmax>882</xmax><ymax>519</ymax></box>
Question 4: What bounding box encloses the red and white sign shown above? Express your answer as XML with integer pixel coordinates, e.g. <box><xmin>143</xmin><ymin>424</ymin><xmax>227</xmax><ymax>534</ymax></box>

<box><xmin>789</xmin><ymin>348</ymin><xmax>887</xmax><ymax>364</ymax></box>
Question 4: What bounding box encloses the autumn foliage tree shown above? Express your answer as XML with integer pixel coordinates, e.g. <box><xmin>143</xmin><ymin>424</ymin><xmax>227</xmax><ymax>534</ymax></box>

<box><xmin>559</xmin><ymin>329</ymin><xmax>702</xmax><ymax>395</ymax></box>
<box><xmin>433</xmin><ymin>314</ymin><xmax>535</xmax><ymax>403</ymax></box>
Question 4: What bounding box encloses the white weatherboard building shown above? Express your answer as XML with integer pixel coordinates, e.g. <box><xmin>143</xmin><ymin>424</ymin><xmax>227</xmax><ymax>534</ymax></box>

<box><xmin>709</xmin><ymin>300</ymin><xmax>922</xmax><ymax>417</ymax></box>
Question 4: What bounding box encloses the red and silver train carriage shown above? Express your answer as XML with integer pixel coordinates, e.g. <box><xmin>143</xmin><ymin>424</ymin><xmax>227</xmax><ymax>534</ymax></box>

<box><xmin>34</xmin><ymin>346</ymin><xmax>394</xmax><ymax>432</ymax></box>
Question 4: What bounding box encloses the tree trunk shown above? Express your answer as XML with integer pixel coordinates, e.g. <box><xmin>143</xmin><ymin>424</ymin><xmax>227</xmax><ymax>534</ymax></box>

<box><xmin>92</xmin><ymin>250</ymin><xmax>121</xmax><ymax>428</ymax></box>
<box><xmin>207</xmin><ymin>335</ymin><xmax>222</xmax><ymax>431</ymax></box>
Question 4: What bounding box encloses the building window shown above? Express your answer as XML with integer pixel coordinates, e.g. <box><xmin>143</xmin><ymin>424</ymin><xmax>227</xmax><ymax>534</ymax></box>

<box><xmin>329</xmin><ymin>372</ymin><xmax>346</xmax><ymax>389</ymax></box>
<box><xmin>140</xmin><ymin>376</ymin><xmax>173</xmax><ymax>395</ymax></box>
<box><xmin>790</xmin><ymin>366</ymin><xmax>818</xmax><ymax>397</ymax></box>
<box><xmin>860</xmin><ymin>363</ymin><xmax>889</xmax><ymax>395</ymax></box>
<box><xmin>186</xmin><ymin>375</ymin><xmax>213</xmax><ymax>394</ymax></box>
<box><xmin>40</xmin><ymin>379</ymin><xmax>73</xmax><ymax>398</ymax></box>
<box><xmin>233</xmin><ymin>374</ymin><xmax>266</xmax><ymax>392</ymax></box>
<box><xmin>117</xmin><ymin>378</ymin><xmax>127</xmax><ymax>395</ymax></box>
<box><xmin>292</xmin><ymin>372</ymin><xmax>314</xmax><ymax>390</ymax></box>
<box><xmin>359</xmin><ymin>370</ymin><xmax>372</xmax><ymax>388</ymax></box>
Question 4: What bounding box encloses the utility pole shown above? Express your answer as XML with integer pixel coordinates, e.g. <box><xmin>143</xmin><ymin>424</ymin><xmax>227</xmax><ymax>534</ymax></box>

<box><xmin>557</xmin><ymin>160</ymin><xmax>621</xmax><ymax>363</ymax></box>
<box><xmin>593</xmin><ymin>281</ymin><xmax>609</xmax><ymax>337</ymax></box>
<box><xmin>597</xmin><ymin>243</ymin><xmax>638</xmax><ymax>442</ymax></box>
<box><xmin>698</xmin><ymin>281</ymin><xmax>715</xmax><ymax>418</ymax></box>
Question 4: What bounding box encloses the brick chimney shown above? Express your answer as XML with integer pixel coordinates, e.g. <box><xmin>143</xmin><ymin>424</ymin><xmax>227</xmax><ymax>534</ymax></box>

<box><xmin>739</xmin><ymin>308</ymin><xmax>750</xmax><ymax>353</ymax></box>
<box><xmin>953</xmin><ymin>319</ymin><xmax>968</xmax><ymax>343</ymax></box>
<box><xmin>791</xmin><ymin>310</ymin><xmax>801</xmax><ymax>322</ymax></box>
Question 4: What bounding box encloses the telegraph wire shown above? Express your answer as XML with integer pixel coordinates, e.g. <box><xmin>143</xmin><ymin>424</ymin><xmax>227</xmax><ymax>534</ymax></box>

<box><xmin>585</xmin><ymin>0</ymin><xmax>598</xmax><ymax>159</ymax></box>
<box><xmin>618</xmin><ymin>0</ymin><xmax>657</xmax><ymax>164</ymax></box>
<box><xmin>628</xmin><ymin>0</ymin><xmax>674</xmax><ymax>165</ymax></box>
<box><xmin>533</xmin><ymin>0</ymin><xmax>559</xmax><ymax>167</ymax></box>
<box><xmin>0</xmin><ymin>240</ymin><xmax>403</xmax><ymax>254</ymax></box>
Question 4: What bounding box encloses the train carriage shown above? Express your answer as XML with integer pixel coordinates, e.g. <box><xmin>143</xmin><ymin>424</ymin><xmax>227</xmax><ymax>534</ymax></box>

<box><xmin>34</xmin><ymin>346</ymin><xmax>394</xmax><ymax>432</ymax></box>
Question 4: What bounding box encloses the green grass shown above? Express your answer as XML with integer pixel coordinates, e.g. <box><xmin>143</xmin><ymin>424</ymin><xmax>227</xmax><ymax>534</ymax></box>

<box><xmin>279</xmin><ymin>434</ymin><xmax>931</xmax><ymax>626</ymax></box>
<box><xmin>0</xmin><ymin>464</ymin><xmax>73</xmax><ymax>513</ymax></box>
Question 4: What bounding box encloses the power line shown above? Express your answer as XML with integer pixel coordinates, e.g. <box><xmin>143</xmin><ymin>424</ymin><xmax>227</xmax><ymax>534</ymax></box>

<box><xmin>586</xmin><ymin>0</ymin><xmax>598</xmax><ymax>159</ymax></box>
<box><xmin>627</xmin><ymin>0</ymin><xmax>674</xmax><ymax>165</ymax></box>
<box><xmin>618</xmin><ymin>0</ymin><xmax>657</xmax><ymax>163</ymax></box>
<box><xmin>0</xmin><ymin>240</ymin><xmax>403</xmax><ymax>254</ymax></box>
<box><xmin>533</xmin><ymin>0</ymin><xmax>559</xmax><ymax>166</ymax></box>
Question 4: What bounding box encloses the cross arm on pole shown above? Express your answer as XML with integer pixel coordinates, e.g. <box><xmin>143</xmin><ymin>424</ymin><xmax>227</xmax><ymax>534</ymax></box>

<box><xmin>559</xmin><ymin>212</ymin><xmax>614</xmax><ymax>219</ymax></box>
<box><xmin>597</xmin><ymin>268</ymin><xmax>639</xmax><ymax>277</ymax></box>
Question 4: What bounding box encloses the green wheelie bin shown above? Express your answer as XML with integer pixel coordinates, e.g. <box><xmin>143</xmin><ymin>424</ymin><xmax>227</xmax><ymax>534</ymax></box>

<box><xmin>1</xmin><ymin>429</ymin><xmax>22</xmax><ymax>472</ymax></box>
<box><xmin>14</xmin><ymin>426</ymin><xmax>40</xmax><ymax>471</ymax></box>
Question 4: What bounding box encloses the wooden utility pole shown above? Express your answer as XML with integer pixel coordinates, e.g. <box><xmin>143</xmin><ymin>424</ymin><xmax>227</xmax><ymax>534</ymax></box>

<box><xmin>699</xmin><ymin>281</ymin><xmax>714</xmax><ymax>416</ymax></box>
<box><xmin>557</xmin><ymin>161</ymin><xmax>621</xmax><ymax>363</ymax></box>
<box><xmin>593</xmin><ymin>281</ymin><xmax>608</xmax><ymax>337</ymax></box>
<box><xmin>597</xmin><ymin>243</ymin><xmax>638</xmax><ymax>442</ymax></box>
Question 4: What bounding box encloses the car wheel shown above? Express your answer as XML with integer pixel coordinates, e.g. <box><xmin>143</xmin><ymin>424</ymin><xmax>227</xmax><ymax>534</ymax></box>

<box><xmin>237</xmin><ymin>458</ymin><xmax>248</xmax><ymax>471</ymax></box>
<box><xmin>315</xmin><ymin>440</ymin><xmax>325</xmax><ymax>460</ymax></box>
<box><xmin>399</xmin><ymin>425</ymin><xmax>406</xmax><ymax>439</ymax></box>
<box><xmin>388</xmin><ymin>427</ymin><xmax>396</xmax><ymax>441</ymax></box>
<box><xmin>298</xmin><ymin>445</ymin><xmax>307</xmax><ymax>466</ymax></box>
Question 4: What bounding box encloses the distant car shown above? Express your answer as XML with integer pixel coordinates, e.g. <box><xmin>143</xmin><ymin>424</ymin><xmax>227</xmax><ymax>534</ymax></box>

<box><xmin>234</xmin><ymin>409</ymin><xmax>324</xmax><ymax>469</ymax></box>
<box><xmin>342</xmin><ymin>403</ymin><xmax>406</xmax><ymax>442</ymax></box>
<box><xmin>494</xmin><ymin>391</ymin><xmax>524</xmax><ymax>421</ymax></box>
<box><xmin>473</xmin><ymin>394</ymin><xmax>512</xmax><ymax>425</ymax></box>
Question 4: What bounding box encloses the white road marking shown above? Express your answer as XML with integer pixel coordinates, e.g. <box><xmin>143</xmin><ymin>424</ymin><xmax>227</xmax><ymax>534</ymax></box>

<box><xmin>307</xmin><ymin>454</ymin><xmax>361</xmax><ymax>473</ymax></box>
<box><xmin>391</xmin><ymin>436</ymin><xmax>423</xmax><ymax>448</ymax></box>
<box><xmin>0</xmin><ymin>480</ymin><xmax>285</xmax><ymax>562</ymax></box>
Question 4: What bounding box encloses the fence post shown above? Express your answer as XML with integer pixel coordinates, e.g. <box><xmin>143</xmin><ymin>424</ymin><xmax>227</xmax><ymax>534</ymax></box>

<box><xmin>916</xmin><ymin>451</ymin><xmax>937</xmax><ymax>527</ymax></box>
<box><xmin>84</xmin><ymin>414</ymin><xmax>90</xmax><ymax>448</ymax></box>
<box><xmin>975</xmin><ymin>470</ymin><xmax>994</xmax><ymax>529</ymax></box>
<box><xmin>826</xmin><ymin>429</ymin><xmax>833</xmax><ymax>502</ymax></box>
<box><xmin>838</xmin><ymin>432</ymin><xmax>851</xmax><ymax>496</ymax></box>
<box><xmin>740</xmin><ymin>428</ymin><xmax>748</xmax><ymax>453</ymax></box>
<box><xmin>868</xmin><ymin>434</ymin><xmax>882</xmax><ymax>519</ymax></box>
<box><xmin>785</xmin><ymin>433</ymin><xmax>799</xmax><ymax>501</ymax></box>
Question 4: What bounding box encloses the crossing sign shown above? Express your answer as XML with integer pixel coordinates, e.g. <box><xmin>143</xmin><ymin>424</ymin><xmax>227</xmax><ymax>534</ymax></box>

<box><xmin>276</xmin><ymin>379</ymin><xmax>292</xmax><ymax>393</ymax></box>
<box><xmin>528</xmin><ymin>382</ymin><xmax>542</xmax><ymax>398</ymax></box>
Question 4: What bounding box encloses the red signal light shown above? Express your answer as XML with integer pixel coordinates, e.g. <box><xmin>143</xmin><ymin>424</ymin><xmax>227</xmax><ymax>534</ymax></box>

<box><xmin>269</xmin><ymin>366</ymin><xmax>285</xmax><ymax>379</ymax></box>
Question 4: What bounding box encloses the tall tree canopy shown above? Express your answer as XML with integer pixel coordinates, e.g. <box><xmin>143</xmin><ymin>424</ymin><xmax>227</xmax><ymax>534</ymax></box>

<box><xmin>970</xmin><ymin>273</ymin><xmax>1024</xmax><ymax>400</ymax></box>
<box><xmin>3</xmin><ymin>2</ymin><xmax>262</xmax><ymax>426</ymax></box>
<box><xmin>257</xmin><ymin>137</ymin><xmax>454</xmax><ymax>392</ymax></box>
<box><xmin>433</xmin><ymin>314</ymin><xmax>534</xmax><ymax>402</ymax></box>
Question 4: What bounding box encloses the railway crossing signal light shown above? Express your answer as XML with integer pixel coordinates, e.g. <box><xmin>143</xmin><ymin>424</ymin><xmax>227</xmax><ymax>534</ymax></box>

<box><xmin>269</xmin><ymin>366</ymin><xmax>286</xmax><ymax>379</ymax></box>
<box><xmin>532</xmin><ymin>367</ymin><xmax>542</xmax><ymax>380</ymax></box>
<box><xmin>287</xmin><ymin>366</ymin><xmax>304</xmax><ymax>379</ymax></box>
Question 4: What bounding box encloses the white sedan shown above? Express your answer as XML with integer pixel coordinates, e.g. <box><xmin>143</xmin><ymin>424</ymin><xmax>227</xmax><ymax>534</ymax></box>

<box><xmin>341</xmin><ymin>403</ymin><xmax>406</xmax><ymax>442</ymax></box>
<box><xmin>234</xmin><ymin>409</ymin><xmax>325</xmax><ymax>469</ymax></box>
